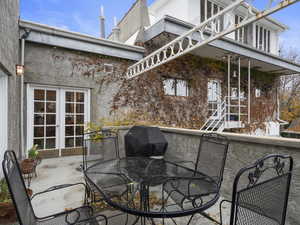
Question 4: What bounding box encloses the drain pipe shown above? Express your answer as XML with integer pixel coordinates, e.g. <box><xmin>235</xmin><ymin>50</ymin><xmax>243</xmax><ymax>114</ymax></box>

<box><xmin>20</xmin><ymin>29</ymin><xmax>31</xmax><ymax>158</ymax></box>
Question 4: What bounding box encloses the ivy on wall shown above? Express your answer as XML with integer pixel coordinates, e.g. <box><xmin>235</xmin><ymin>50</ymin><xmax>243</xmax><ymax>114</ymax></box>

<box><xmin>49</xmin><ymin>37</ymin><xmax>279</xmax><ymax>132</ymax></box>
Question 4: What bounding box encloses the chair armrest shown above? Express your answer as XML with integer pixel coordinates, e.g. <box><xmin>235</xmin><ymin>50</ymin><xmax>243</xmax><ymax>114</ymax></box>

<box><xmin>37</xmin><ymin>205</ymin><xmax>93</xmax><ymax>222</ymax></box>
<box><xmin>31</xmin><ymin>182</ymin><xmax>87</xmax><ymax>200</ymax></box>
<box><xmin>219</xmin><ymin>199</ymin><xmax>232</xmax><ymax>225</ymax></box>
<box><xmin>68</xmin><ymin>212</ymin><xmax>108</xmax><ymax>225</ymax></box>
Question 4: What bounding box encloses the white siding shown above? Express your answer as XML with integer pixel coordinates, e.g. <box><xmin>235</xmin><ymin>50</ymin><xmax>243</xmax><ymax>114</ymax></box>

<box><xmin>149</xmin><ymin>0</ymin><xmax>189</xmax><ymax>25</ymax></box>
<box><xmin>0</xmin><ymin>73</ymin><xmax>8</xmax><ymax>176</ymax></box>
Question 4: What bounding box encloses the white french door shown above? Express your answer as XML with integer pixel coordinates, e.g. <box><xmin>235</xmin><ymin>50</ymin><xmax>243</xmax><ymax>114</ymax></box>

<box><xmin>27</xmin><ymin>85</ymin><xmax>90</xmax><ymax>156</ymax></box>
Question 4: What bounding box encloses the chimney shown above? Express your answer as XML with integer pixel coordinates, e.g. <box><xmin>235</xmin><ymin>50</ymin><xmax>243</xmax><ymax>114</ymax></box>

<box><xmin>100</xmin><ymin>5</ymin><xmax>106</xmax><ymax>38</ymax></box>
<box><xmin>112</xmin><ymin>16</ymin><xmax>120</xmax><ymax>42</ymax></box>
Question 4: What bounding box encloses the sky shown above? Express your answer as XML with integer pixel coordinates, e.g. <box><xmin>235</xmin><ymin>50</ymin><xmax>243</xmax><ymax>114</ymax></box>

<box><xmin>20</xmin><ymin>0</ymin><xmax>300</xmax><ymax>51</ymax></box>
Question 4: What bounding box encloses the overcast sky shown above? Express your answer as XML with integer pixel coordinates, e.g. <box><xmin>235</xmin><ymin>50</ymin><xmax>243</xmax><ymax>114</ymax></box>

<box><xmin>20</xmin><ymin>0</ymin><xmax>300</xmax><ymax>51</ymax></box>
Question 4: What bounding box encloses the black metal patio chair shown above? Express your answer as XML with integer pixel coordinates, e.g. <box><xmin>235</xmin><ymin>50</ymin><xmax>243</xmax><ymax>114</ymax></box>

<box><xmin>2</xmin><ymin>150</ymin><xmax>108</xmax><ymax>225</ymax></box>
<box><xmin>219</xmin><ymin>154</ymin><xmax>293</xmax><ymax>225</ymax></box>
<box><xmin>82</xmin><ymin>129</ymin><xmax>120</xmax><ymax>203</ymax></box>
<box><xmin>163</xmin><ymin>132</ymin><xmax>229</xmax><ymax>224</ymax></box>
<box><xmin>83</xmin><ymin>129</ymin><xmax>120</xmax><ymax>171</ymax></box>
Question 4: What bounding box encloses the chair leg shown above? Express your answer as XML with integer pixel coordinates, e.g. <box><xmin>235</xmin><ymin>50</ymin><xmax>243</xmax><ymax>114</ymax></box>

<box><xmin>199</xmin><ymin>211</ymin><xmax>221</xmax><ymax>224</ymax></box>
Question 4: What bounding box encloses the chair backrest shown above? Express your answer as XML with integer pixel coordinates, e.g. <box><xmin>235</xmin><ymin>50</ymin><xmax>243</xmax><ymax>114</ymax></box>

<box><xmin>83</xmin><ymin>129</ymin><xmax>119</xmax><ymax>170</ymax></box>
<box><xmin>2</xmin><ymin>150</ymin><xmax>37</xmax><ymax>225</ymax></box>
<box><xmin>230</xmin><ymin>154</ymin><xmax>293</xmax><ymax>225</ymax></box>
<box><xmin>194</xmin><ymin>133</ymin><xmax>229</xmax><ymax>187</ymax></box>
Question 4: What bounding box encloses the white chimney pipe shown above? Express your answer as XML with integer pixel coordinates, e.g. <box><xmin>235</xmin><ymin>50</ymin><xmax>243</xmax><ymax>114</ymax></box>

<box><xmin>100</xmin><ymin>5</ymin><xmax>106</xmax><ymax>38</ymax></box>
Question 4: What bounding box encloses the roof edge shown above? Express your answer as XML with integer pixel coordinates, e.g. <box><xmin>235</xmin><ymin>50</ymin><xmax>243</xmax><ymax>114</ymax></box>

<box><xmin>19</xmin><ymin>20</ymin><xmax>145</xmax><ymax>53</ymax></box>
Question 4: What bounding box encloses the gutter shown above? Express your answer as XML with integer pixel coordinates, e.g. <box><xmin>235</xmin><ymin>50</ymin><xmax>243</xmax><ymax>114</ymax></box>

<box><xmin>19</xmin><ymin>20</ymin><xmax>145</xmax><ymax>54</ymax></box>
<box><xmin>20</xmin><ymin>28</ymin><xmax>31</xmax><ymax>158</ymax></box>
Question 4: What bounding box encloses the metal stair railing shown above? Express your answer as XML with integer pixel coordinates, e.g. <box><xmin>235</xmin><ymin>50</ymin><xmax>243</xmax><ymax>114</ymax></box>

<box><xmin>126</xmin><ymin>0</ymin><xmax>299</xmax><ymax>79</ymax></box>
<box><xmin>201</xmin><ymin>98</ymin><xmax>227</xmax><ymax>132</ymax></box>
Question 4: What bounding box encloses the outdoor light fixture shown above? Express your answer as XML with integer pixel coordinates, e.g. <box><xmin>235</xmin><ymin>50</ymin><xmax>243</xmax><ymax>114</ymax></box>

<box><xmin>16</xmin><ymin>64</ymin><xmax>24</xmax><ymax>76</ymax></box>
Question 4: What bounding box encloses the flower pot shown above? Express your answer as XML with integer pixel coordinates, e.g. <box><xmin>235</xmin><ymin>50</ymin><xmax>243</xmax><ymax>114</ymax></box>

<box><xmin>21</xmin><ymin>159</ymin><xmax>35</xmax><ymax>174</ymax></box>
<box><xmin>0</xmin><ymin>202</ymin><xmax>17</xmax><ymax>224</ymax></box>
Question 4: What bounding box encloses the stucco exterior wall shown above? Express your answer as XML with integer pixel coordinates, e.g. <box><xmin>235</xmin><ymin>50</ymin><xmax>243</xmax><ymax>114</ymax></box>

<box><xmin>0</xmin><ymin>0</ymin><xmax>19</xmax><ymax>76</ymax></box>
<box><xmin>116</xmin><ymin>126</ymin><xmax>300</xmax><ymax>225</ymax></box>
<box><xmin>0</xmin><ymin>0</ymin><xmax>21</xmax><ymax>162</ymax></box>
<box><xmin>24</xmin><ymin>43</ymin><xmax>132</xmax><ymax>121</ymax></box>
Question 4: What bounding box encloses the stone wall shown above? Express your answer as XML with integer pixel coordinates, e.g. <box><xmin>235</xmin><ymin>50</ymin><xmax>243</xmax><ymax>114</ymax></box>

<box><xmin>116</xmin><ymin>126</ymin><xmax>300</xmax><ymax>225</ymax></box>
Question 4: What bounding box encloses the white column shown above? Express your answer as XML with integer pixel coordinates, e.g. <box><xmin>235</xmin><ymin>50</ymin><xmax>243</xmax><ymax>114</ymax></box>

<box><xmin>238</xmin><ymin>57</ymin><xmax>241</xmax><ymax>123</ymax></box>
<box><xmin>227</xmin><ymin>55</ymin><xmax>231</xmax><ymax>123</ymax></box>
<box><xmin>248</xmin><ymin>59</ymin><xmax>251</xmax><ymax>123</ymax></box>
<box><xmin>0</xmin><ymin>74</ymin><xmax>8</xmax><ymax>176</ymax></box>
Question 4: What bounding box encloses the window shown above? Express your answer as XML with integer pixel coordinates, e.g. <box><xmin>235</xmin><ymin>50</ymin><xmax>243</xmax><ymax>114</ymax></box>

<box><xmin>255</xmin><ymin>88</ymin><xmax>261</xmax><ymax>97</ymax></box>
<box><xmin>200</xmin><ymin>0</ymin><xmax>223</xmax><ymax>31</ymax></box>
<box><xmin>235</xmin><ymin>15</ymin><xmax>249</xmax><ymax>44</ymax></box>
<box><xmin>208</xmin><ymin>80</ymin><xmax>221</xmax><ymax>102</ymax></box>
<box><xmin>163</xmin><ymin>78</ymin><xmax>189</xmax><ymax>97</ymax></box>
<box><xmin>255</xmin><ymin>24</ymin><xmax>271</xmax><ymax>52</ymax></box>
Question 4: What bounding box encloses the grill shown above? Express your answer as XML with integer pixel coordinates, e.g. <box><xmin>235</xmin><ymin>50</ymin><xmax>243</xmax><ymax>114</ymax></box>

<box><xmin>125</xmin><ymin>126</ymin><xmax>168</xmax><ymax>157</ymax></box>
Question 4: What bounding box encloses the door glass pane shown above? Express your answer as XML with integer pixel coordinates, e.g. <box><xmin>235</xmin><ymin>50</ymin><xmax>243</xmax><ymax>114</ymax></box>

<box><xmin>46</xmin><ymin>90</ymin><xmax>56</xmax><ymax>101</ymax></box>
<box><xmin>76</xmin><ymin>93</ymin><xmax>84</xmax><ymax>102</ymax></box>
<box><xmin>76</xmin><ymin>115</ymin><xmax>84</xmax><ymax>124</ymax></box>
<box><xmin>34</xmin><ymin>127</ymin><xmax>44</xmax><ymax>137</ymax></box>
<box><xmin>46</xmin><ymin>126</ymin><xmax>56</xmax><ymax>137</ymax></box>
<box><xmin>46</xmin><ymin>114</ymin><xmax>56</xmax><ymax>125</ymax></box>
<box><xmin>66</xmin><ymin>115</ymin><xmax>75</xmax><ymax>125</ymax></box>
<box><xmin>34</xmin><ymin>90</ymin><xmax>45</xmax><ymax>100</ymax></box>
<box><xmin>65</xmin><ymin>126</ymin><xmax>74</xmax><ymax>136</ymax></box>
<box><xmin>32</xmin><ymin>88</ymin><xmax>57</xmax><ymax>151</ymax></box>
<box><xmin>66</xmin><ymin>92</ymin><xmax>75</xmax><ymax>102</ymax></box>
<box><xmin>66</xmin><ymin>103</ymin><xmax>75</xmax><ymax>113</ymax></box>
<box><xmin>34</xmin><ymin>114</ymin><xmax>44</xmax><ymax>125</ymax></box>
<box><xmin>75</xmin><ymin>137</ymin><xmax>83</xmax><ymax>147</ymax></box>
<box><xmin>34</xmin><ymin>102</ymin><xmax>45</xmax><ymax>113</ymax></box>
<box><xmin>46</xmin><ymin>138</ymin><xmax>56</xmax><ymax>149</ymax></box>
<box><xmin>46</xmin><ymin>102</ymin><xmax>56</xmax><ymax>113</ymax></box>
<box><xmin>65</xmin><ymin>137</ymin><xmax>74</xmax><ymax>147</ymax></box>
<box><xmin>34</xmin><ymin>139</ymin><xmax>44</xmax><ymax>150</ymax></box>
<box><xmin>76</xmin><ymin>126</ymin><xmax>84</xmax><ymax>135</ymax></box>
<box><xmin>76</xmin><ymin>104</ymin><xmax>84</xmax><ymax>113</ymax></box>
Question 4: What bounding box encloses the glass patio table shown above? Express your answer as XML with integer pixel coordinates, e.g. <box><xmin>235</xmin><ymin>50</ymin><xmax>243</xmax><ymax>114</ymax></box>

<box><xmin>84</xmin><ymin>157</ymin><xmax>220</xmax><ymax>223</ymax></box>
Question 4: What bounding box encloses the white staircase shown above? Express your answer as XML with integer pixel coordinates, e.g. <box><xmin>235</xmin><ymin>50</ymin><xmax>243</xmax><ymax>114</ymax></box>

<box><xmin>200</xmin><ymin>97</ymin><xmax>245</xmax><ymax>132</ymax></box>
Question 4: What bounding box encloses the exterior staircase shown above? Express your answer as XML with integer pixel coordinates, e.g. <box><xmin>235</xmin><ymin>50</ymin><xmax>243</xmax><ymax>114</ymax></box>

<box><xmin>200</xmin><ymin>96</ymin><xmax>245</xmax><ymax>132</ymax></box>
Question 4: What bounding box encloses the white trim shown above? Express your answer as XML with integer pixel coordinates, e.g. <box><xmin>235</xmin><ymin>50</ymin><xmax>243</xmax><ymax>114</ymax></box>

<box><xmin>0</xmin><ymin>75</ymin><xmax>8</xmax><ymax>174</ymax></box>
<box><xmin>26</xmin><ymin>84</ymin><xmax>91</xmax><ymax>156</ymax></box>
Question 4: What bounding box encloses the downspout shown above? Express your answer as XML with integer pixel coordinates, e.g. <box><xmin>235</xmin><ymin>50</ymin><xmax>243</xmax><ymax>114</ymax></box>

<box><xmin>20</xmin><ymin>29</ymin><xmax>31</xmax><ymax>158</ymax></box>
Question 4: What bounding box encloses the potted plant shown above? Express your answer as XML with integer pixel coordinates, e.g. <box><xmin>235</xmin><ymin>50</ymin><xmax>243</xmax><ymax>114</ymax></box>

<box><xmin>0</xmin><ymin>179</ymin><xmax>17</xmax><ymax>224</ymax></box>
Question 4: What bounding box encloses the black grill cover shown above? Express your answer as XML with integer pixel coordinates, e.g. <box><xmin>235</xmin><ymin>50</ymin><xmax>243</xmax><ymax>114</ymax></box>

<box><xmin>125</xmin><ymin>126</ymin><xmax>168</xmax><ymax>157</ymax></box>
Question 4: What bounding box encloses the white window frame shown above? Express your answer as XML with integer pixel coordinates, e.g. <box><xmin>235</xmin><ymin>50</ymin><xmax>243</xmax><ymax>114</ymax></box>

<box><xmin>163</xmin><ymin>78</ymin><xmax>189</xmax><ymax>97</ymax></box>
<box><xmin>26</xmin><ymin>84</ymin><xmax>90</xmax><ymax>156</ymax></box>
<box><xmin>255</xmin><ymin>24</ymin><xmax>271</xmax><ymax>53</ymax></box>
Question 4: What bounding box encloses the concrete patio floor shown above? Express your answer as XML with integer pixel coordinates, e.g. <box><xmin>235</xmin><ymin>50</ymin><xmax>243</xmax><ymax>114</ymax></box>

<box><xmin>27</xmin><ymin>156</ymin><xmax>231</xmax><ymax>225</ymax></box>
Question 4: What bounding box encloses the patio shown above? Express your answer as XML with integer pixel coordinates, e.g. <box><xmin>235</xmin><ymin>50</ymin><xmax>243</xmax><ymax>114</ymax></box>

<box><xmin>3</xmin><ymin>126</ymin><xmax>300</xmax><ymax>225</ymax></box>
<box><xmin>29</xmin><ymin>155</ymin><xmax>230</xmax><ymax>225</ymax></box>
